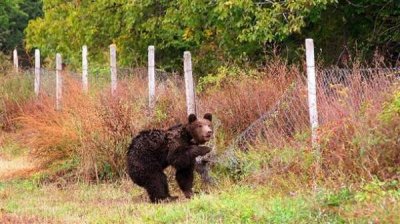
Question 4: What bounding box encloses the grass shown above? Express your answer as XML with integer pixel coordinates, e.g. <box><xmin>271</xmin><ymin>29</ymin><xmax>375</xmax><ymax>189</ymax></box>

<box><xmin>0</xmin><ymin>72</ymin><xmax>34</xmax><ymax>131</ymax></box>
<box><xmin>1</xmin><ymin>176</ymin><xmax>399</xmax><ymax>223</ymax></box>
<box><xmin>0</xmin><ymin>136</ymin><xmax>399</xmax><ymax>223</ymax></box>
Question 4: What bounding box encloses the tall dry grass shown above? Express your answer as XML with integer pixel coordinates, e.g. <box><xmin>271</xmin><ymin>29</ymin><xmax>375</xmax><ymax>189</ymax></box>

<box><xmin>10</xmin><ymin>62</ymin><xmax>296</xmax><ymax>181</ymax></box>
<box><xmin>0</xmin><ymin>73</ymin><xmax>34</xmax><ymax>131</ymax></box>
<box><xmin>6</xmin><ymin>60</ymin><xmax>399</xmax><ymax>184</ymax></box>
<box><xmin>16</xmin><ymin>74</ymin><xmax>151</xmax><ymax>180</ymax></box>
<box><xmin>198</xmin><ymin>60</ymin><xmax>296</xmax><ymax>141</ymax></box>
<box><xmin>317</xmin><ymin>83</ymin><xmax>400</xmax><ymax>182</ymax></box>
<box><xmin>240</xmin><ymin>67</ymin><xmax>400</xmax><ymax>187</ymax></box>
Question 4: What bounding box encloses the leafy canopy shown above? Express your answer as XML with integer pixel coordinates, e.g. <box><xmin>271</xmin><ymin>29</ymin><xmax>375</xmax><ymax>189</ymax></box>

<box><xmin>0</xmin><ymin>0</ymin><xmax>42</xmax><ymax>53</ymax></box>
<box><xmin>25</xmin><ymin>0</ymin><xmax>335</xmax><ymax>72</ymax></box>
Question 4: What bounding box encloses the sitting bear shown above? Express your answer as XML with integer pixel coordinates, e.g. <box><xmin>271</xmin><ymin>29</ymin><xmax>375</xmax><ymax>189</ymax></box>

<box><xmin>127</xmin><ymin>113</ymin><xmax>213</xmax><ymax>203</ymax></box>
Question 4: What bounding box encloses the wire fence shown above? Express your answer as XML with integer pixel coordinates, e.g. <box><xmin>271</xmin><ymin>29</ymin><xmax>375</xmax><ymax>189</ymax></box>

<box><xmin>16</xmin><ymin>65</ymin><xmax>400</xmax><ymax>127</ymax></box>
<box><xmin>20</xmin><ymin>66</ymin><xmax>179</xmax><ymax>98</ymax></box>
<box><xmin>221</xmin><ymin>67</ymin><xmax>400</xmax><ymax>165</ymax></box>
<box><xmin>17</xmin><ymin>68</ymin><xmax>106</xmax><ymax>98</ymax></box>
<box><xmin>7</xmin><ymin>62</ymin><xmax>400</xmax><ymax>180</ymax></box>
<box><xmin>16</xmin><ymin>66</ymin><xmax>399</xmax><ymax>148</ymax></box>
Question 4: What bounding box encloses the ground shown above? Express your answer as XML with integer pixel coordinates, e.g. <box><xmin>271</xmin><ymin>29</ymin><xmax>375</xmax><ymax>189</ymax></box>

<box><xmin>1</xmin><ymin>148</ymin><xmax>399</xmax><ymax>223</ymax></box>
<box><xmin>1</xmin><ymin>178</ymin><xmax>400</xmax><ymax>223</ymax></box>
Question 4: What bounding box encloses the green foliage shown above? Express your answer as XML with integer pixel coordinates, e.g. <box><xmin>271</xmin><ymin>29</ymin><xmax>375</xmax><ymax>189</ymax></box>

<box><xmin>198</xmin><ymin>65</ymin><xmax>240</xmax><ymax>92</ymax></box>
<box><xmin>25</xmin><ymin>0</ymin><xmax>335</xmax><ymax>72</ymax></box>
<box><xmin>302</xmin><ymin>0</ymin><xmax>400</xmax><ymax>64</ymax></box>
<box><xmin>0</xmin><ymin>0</ymin><xmax>42</xmax><ymax>53</ymax></box>
<box><xmin>216</xmin><ymin>144</ymin><xmax>315</xmax><ymax>183</ymax></box>
<box><xmin>154</xmin><ymin>101</ymin><xmax>169</xmax><ymax>123</ymax></box>
<box><xmin>1</xmin><ymin>0</ymin><xmax>397</xmax><ymax>70</ymax></box>
<box><xmin>0</xmin><ymin>0</ymin><xmax>26</xmax><ymax>51</ymax></box>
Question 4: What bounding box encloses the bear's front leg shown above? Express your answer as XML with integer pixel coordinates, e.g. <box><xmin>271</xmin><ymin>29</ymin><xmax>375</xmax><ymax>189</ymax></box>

<box><xmin>190</xmin><ymin>145</ymin><xmax>211</xmax><ymax>157</ymax></box>
<box><xmin>175</xmin><ymin>166</ymin><xmax>195</xmax><ymax>198</ymax></box>
<box><xmin>167</xmin><ymin>145</ymin><xmax>211</xmax><ymax>169</ymax></box>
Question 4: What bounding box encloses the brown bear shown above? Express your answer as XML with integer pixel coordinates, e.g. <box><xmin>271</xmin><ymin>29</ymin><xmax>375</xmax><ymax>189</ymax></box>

<box><xmin>127</xmin><ymin>113</ymin><xmax>213</xmax><ymax>203</ymax></box>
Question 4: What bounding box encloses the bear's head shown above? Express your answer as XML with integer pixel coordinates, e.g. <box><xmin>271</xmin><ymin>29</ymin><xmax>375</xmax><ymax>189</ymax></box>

<box><xmin>186</xmin><ymin>113</ymin><xmax>213</xmax><ymax>144</ymax></box>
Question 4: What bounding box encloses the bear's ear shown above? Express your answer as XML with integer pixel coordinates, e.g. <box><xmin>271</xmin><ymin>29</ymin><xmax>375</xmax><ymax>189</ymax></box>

<box><xmin>203</xmin><ymin>113</ymin><xmax>212</xmax><ymax>122</ymax></box>
<box><xmin>188</xmin><ymin>114</ymin><xmax>197</xmax><ymax>123</ymax></box>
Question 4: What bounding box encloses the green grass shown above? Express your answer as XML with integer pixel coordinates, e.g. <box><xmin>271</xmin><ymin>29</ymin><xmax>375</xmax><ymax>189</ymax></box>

<box><xmin>1</xmin><ymin>177</ymin><xmax>399</xmax><ymax>223</ymax></box>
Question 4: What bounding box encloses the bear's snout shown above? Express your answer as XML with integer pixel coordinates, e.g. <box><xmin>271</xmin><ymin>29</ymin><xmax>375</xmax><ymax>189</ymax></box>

<box><xmin>203</xmin><ymin>128</ymin><xmax>213</xmax><ymax>141</ymax></box>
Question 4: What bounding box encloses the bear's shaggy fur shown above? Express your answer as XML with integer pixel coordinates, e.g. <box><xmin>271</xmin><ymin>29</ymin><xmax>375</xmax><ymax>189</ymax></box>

<box><xmin>127</xmin><ymin>113</ymin><xmax>213</xmax><ymax>203</ymax></box>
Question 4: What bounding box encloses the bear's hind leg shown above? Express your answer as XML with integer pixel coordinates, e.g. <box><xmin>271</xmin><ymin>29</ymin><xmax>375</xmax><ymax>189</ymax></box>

<box><xmin>176</xmin><ymin>166</ymin><xmax>195</xmax><ymax>198</ymax></box>
<box><xmin>145</xmin><ymin>172</ymin><xmax>175</xmax><ymax>203</ymax></box>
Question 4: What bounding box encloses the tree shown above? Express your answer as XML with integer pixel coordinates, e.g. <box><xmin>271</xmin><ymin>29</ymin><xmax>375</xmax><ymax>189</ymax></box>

<box><xmin>0</xmin><ymin>0</ymin><xmax>42</xmax><ymax>66</ymax></box>
<box><xmin>301</xmin><ymin>0</ymin><xmax>400</xmax><ymax>65</ymax></box>
<box><xmin>0</xmin><ymin>0</ymin><xmax>26</xmax><ymax>52</ymax></box>
<box><xmin>25</xmin><ymin>0</ymin><xmax>335</xmax><ymax>73</ymax></box>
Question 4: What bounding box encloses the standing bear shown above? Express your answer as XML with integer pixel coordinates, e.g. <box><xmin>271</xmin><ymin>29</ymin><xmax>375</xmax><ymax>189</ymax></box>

<box><xmin>127</xmin><ymin>113</ymin><xmax>213</xmax><ymax>203</ymax></box>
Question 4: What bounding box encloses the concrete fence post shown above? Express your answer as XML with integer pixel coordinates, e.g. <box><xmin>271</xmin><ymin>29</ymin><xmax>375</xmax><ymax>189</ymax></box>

<box><xmin>148</xmin><ymin>46</ymin><xmax>156</xmax><ymax>111</ymax></box>
<box><xmin>34</xmin><ymin>49</ymin><xmax>41</xmax><ymax>96</ymax></box>
<box><xmin>306</xmin><ymin>39</ymin><xmax>319</xmax><ymax>150</ymax></box>
<box><xmin>82</xmin><ymin>45</ymin><xmax>88</xmax><ymax>94</ymax></box>
<box><xmin>110</xmin><ymin>44</ymin><xmax>117</xmax><ymax>95</ymax></box>
<box><xmin>13</xmin><ymin>49</ymin><xmax>18</xmax><ymax>73</ymax></box>
<box><xmin>183</xmin><ymin>51</ymin><xmax>196</xmax><ymax>116</ymax></box>
<box><xmin>56</xmin><ymin>53</ymin><xmax>62</xmax><ymax>110</ymax></box>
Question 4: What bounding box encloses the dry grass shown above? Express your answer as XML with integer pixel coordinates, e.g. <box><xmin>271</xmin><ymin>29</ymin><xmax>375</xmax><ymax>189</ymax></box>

<box><xmin>7</xmin><ymin>62</ymin><xmax>296</xmax><ymax>181</ymax></box>
<box><xmin>316</xmin><ymin>71</ymin><xmax>399</xmax><ymax>182</ymax></box>
<box><xmin>0</xmin><ymin>73</ymin><xmax>33</xmax><ymax>131</ymax></box>
<box><xmin>2</xmin><ymin>60</ymin><xmax>398</xmax><ymax>185</ymax></box>
<box><xmin>198</xmin><ymin>60</ymin><xmax>295</xmax><ymax>140</ymax></box>
<box><xmin>236</xmin><ymin>70</ymin><xmax>400</xmax><ymax>187</ymax></box>
<box><xmin>15</xmin><ymin>74</ymin><xmax>151</xmax><ymax>180</ymax></box>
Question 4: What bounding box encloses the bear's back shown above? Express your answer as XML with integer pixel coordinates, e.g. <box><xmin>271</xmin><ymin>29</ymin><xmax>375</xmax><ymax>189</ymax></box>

<box><xmin>127</xmin><ymin>124</ymin><xmax>191</xmax><ymax>169</ymax></box>
<box><xmin>127</xmin><ymin>129</ymin><xmax>168</xmax><ymax>158</ymax></box>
